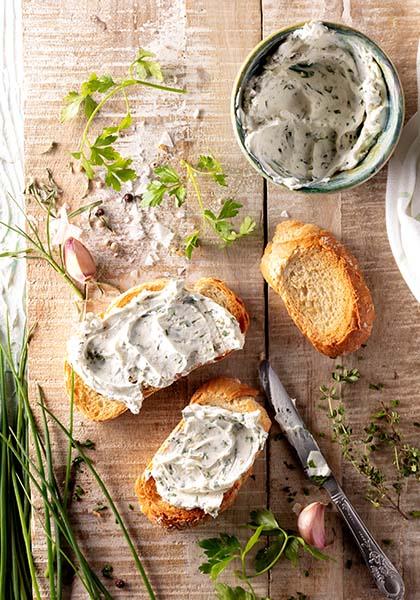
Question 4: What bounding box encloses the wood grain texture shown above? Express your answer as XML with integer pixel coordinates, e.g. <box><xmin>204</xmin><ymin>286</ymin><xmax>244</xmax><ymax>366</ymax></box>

<box><xmin>262</xmin><ymin>2</ymin><xmax>420</xmax><ymax>600</ymax></box>
<box><xmin>23</xmin><ymin>0</ymin><xmax>265</xmax><ymax>598</ymax></box>
<box><xmin>22</xmin><ymin>0</ymin><xmax>420</xmax><ymax>599</ymax></box>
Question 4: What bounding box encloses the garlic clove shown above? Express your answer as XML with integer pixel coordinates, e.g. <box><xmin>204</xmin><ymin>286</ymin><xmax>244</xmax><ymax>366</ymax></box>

<box><xmin>297</xmin><ymin>501</ymin><xmax>328</xmax><ymax>549</ymax></box>
<box><xmin>63</xmin><ymin>237</ymin><xmax>96</xmax><ymax>284</ymax></box>
<box><xmin>51</xmin><ymin>205</ymin><xmax>82</xmax><ymax>246</ymax></box>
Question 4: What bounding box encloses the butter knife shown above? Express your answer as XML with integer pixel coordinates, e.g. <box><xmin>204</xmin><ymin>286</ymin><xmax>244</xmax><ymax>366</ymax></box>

<box><xmin>259</xmin><ymin>360</ymin><xmax>405</xmax><ymax>600</ymax></box>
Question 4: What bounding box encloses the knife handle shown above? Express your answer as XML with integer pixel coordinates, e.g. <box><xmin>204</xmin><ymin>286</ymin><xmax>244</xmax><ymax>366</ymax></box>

<box><xmin>325</xmin><ymin>479</ymin><xmax>405</xmax><ymax>600</ymax></box>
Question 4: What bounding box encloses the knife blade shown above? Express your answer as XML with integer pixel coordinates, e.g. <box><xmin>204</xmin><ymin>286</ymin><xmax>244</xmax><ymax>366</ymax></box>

<box><xmin>259</xmin><ymin>359</ymin><xmax>405</xmax><ymax>600</ymax></box>
<box><xmin>259</xmin><ymin>359</ymin><xmax>332</xmax><ymax>481</ymax></box>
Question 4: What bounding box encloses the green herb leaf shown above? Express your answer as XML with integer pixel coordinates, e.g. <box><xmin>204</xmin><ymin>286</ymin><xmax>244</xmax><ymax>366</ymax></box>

<box><xmin>249</xmin><ymin>509</ymin><xmax>279</xmax><ymax>531</ymax></box>
<box><xmin>214</xmin><ymin>583</ymin><xmax>255</xmax><ymax>600</ymax></box>
<box><xmin>196</xmin><ymin>154</ymin><xmax>227</xmax><ymax>186</ymax></box>
<box><xmin>284</xmin><ymin>537</ymin><xmax>300</xmax><ymax>567</ymax></box>
<box><xmin>61</xmin><ymin>49</ymin><xmax>184</xmax><ymax>188</ymax></box>
<box><xmin>142</xmin><ymin>165</ymin><xmax>186</xmax><ymax>208</ymax></box>
<box><xmin>198</xmin><ymin>534</ymin><xmax>241</xmax><ymax>581</ymax></box>
<box><xmin>184</xmin><ymin>231</ymin><xmax>200</xmax><ymax>260</ymax></box>
<box><xmin>132</xmin><ymin>48</ymin><xmax>164</xmax><ymax>81</ymax></box>
<box><xmin>296</xmin><ymin>537</ymin><xmax>329</xmax><ymax>561</ymax></box>
<box><xmin>254</xmin><ymin>535</ymin><xmax>287</xmax><ymax>574</ymax></box>
<box><xmin>60</xmin><ymin>91</ymin><xmax>84</xmax><ymax>122</ymax></box>
<box><xmin>154</xmin><ymin>165</ymin><xmax>181</xmax><ymax>183</ymax></box>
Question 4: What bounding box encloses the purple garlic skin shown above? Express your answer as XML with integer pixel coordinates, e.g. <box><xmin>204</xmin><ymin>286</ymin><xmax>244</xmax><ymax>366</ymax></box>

<box><xmin>63</xmin><ymin>237</ymin><xmax>96</xmax><ymax>284</ymax></box>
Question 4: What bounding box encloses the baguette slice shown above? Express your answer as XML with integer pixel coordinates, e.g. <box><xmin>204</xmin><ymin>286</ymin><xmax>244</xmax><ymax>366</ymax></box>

<box><xmin>135</xmin><ymin>377</ymin><xmax>271</xmax><ymax>529</ymax></box>
<box><xmin>261</xmin><ymin>220</ymin><xmax>375</xmax><ymax>358</ymax></box>
<box><xmin>64</xmin><ymin>278</ymin><xmax>249</xmax><ymax>422</ymax></box>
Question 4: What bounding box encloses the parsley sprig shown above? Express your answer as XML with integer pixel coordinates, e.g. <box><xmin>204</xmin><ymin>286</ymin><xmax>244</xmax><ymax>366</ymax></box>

<box><xmin>198</xmin><ymin>509</ymin><xmax>327</xmax><ymax>599</ymax></box>
<box><xmin>61</xmin><ymin>49</ymin><xmax>186</xmax><ymax>190</ymax></box>
<box><xmin>321</xmin><ymin>365</ymin><xmax>420</xmax><ymax>519</ymax></box>
<box><xmin>142</xmin><ymin>154</ymin><xmax>256</xmax><ymax>258</ymax></box>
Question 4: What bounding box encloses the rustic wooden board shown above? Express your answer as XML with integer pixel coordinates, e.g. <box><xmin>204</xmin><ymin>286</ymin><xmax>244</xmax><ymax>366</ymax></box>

<box><xmin>22</xmin><ymin>1</ymin><xmax>420</xmax><ymax>599</ymax></box>
<box><xmin>263</xmin><ymin>3</ymin><xmax>420</xmax><ymax>600</ymax></box>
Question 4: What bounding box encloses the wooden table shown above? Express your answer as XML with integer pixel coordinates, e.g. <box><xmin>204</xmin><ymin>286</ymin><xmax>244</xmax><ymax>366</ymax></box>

<box><xmin>23</xmin><ymin>1</ymin><xmax>420</xmax><ymax>598</ymax></box>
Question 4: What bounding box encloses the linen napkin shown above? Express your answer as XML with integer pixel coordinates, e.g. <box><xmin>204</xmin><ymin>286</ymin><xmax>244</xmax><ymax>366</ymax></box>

<box><xmin>385</xmin><ymin>43</ymin><xmax>420</xmax><ymax>302</ymax></box>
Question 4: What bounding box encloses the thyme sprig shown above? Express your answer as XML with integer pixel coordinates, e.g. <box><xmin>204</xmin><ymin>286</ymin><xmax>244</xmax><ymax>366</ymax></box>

<box><xmin>61</xmin><ymin>48</ymin><xmax>186</xmax><ymax>190</ymax></box>
<box><xmin>142</xmin><ymin>154</ymin><xmax>256</xmax><ymax>258</ymax></box>
<box><xmin>198</xmin><ymin>509</ymin><xmax>327</xmax><ymax>599</ymax></box>
<box><xmin>321</xmin><ymin>366</ymin><xmax>420</xmax><ymax>519</ymax></box>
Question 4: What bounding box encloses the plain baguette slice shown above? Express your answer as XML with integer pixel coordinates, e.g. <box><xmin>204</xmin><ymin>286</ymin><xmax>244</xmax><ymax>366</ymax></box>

<box><xmin>261</xmin><ymin>220</ymin><xmax>375</xmax><ymax>358</ymax></box>
<box><xmin>135</xmin><ymin>377</ymin><xmax>271</xmax><ymax>529</ymax></box>
<box><xmin>64</xmin><ymin>277</ymin><xmax>250</xmax><ymax>422</ymax></box>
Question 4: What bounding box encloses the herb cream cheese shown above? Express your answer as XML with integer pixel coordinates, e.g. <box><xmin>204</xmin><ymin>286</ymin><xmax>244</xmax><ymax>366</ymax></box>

<box><xmin>67</xmin><ymin>280</ymin><xmax>244</xmax><ymax>414</ymax></box>
<box><xmin>306</xmin><ymin>450</ymin><xmax>331</xmax><ymax>479</ymax></box>
<box><xmin>146</xmin><ymin>404</ymin><xmax>268</xmax><ymax>516</ymax></box>
<box><xmin>241</xmin><ymin>21</ymin><xmax>388</xmax><ymax>189</ymax></box>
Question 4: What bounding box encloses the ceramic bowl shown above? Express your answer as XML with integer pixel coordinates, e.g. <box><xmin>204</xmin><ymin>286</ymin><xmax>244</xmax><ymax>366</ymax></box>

<box><xmin>231</xmin><ymin>21</ymin><xmax>405</xmax><ymax>193</ymax></box>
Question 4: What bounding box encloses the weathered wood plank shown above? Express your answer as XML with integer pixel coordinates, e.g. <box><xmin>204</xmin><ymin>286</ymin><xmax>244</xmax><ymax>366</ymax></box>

<box><xmin>23</xmin><ymin>0</ymin><xmax>420</xmax><ymax>599</ymax></box>
<box><xmin>23</xmin><ymin>0</ymin><xmax>265</xmax><ymax>598</ymax></box>
<box><xmin>262</xmin><ymin>3</ymin><xmax>420</xmax><ymax>600</ymax></box>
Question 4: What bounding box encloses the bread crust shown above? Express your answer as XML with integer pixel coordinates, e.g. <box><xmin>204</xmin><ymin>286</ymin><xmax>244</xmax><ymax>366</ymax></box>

<box><xmin>261</xmin><ymin>220</ymin><xmax>375</xmax><ymax>358</ymax></box>
<box><xmin>135</xmin><ymin>377</ymin><xmax>271</xmax><ymax>529</ymax></box>
<box><xmin>64</xmin><ymin>278</ymin><xmax>249</xmax><ymax>422</ymax></box>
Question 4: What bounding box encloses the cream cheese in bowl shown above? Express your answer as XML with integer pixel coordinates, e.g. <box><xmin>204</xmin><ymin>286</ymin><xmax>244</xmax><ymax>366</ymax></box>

<box><xmin>235</xmin><ymin>21</ymin><xmax>399</xmax><ymax>191</ymax></box>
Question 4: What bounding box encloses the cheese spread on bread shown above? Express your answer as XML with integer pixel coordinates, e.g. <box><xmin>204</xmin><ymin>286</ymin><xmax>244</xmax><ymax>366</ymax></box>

<box><xmin>67</xmin><ymin>279</ymin><xmax>244</xmax><ymax>414</ymax></box>
<box><xmin>146</xmin><ymin>404</ymin><xmax>268</xmax><ymax>516</ymax></box>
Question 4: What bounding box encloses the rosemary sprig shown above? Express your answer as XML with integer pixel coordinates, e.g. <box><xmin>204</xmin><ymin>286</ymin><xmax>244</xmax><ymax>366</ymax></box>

<box><xmin>61</xmin><ymin>48</ymin><xmax>186</xmax><ymax>190</ymax></box>
<box><xmin>321</xmin><ymin>366</ymin><xmax>420</xmax><ymax>519</ymax></box>
<box><xmin>0</xmin><ymin>185</ymin><xmax>98</xmax><ymax>300</ymax></box>
<box><xmin>24</xmin><ymin>168</ymin><xmax>62</xmax><ymax>217</ymax></box>
<box><xmin>142</xmin><ymin>154</ymin><xmax>256</xmax><ymax>258</ymax></box>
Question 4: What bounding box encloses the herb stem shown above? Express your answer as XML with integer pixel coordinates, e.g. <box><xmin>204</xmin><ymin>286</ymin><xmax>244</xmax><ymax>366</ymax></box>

<box><xmin>79</xmin><ymin>78</ymin><xmax>185</xmax><ymax>157</ymax></box>
<box><xmin>42</xmin><ymin>406</ymin><xmax>157</xmax><ymax>600</ymax></box>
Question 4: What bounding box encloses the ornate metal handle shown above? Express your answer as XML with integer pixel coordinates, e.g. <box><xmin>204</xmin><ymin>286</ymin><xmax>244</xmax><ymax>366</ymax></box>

<box><xmin>324</xmin><ymin>478</ymin><xmax>405</xmax><ymax>599</ymax></box>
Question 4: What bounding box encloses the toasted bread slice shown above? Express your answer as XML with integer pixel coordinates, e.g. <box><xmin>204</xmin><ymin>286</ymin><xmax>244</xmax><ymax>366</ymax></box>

<box><xmin>135</xmin><ymin>377</ymin><xmax>271</xmax><ymax>529</ymax></box>
<box><xmin>64</xmin><ymin>278</ymin><xmax>249</xmax><ymax>422</ymax></box>
<box><xmin>261</xmin><ymin>220</ymin><xmax>374</xmax><ymax>357</ymax></box>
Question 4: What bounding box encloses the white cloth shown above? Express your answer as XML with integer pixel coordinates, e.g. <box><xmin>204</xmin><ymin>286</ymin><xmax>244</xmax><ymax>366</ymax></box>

<box><xmin>386</xmin><ymin>43</ymin><xmax>420</xmax><ymax>302</ymax></box>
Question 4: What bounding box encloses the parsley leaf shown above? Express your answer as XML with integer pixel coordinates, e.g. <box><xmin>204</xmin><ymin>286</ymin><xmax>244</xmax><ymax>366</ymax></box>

<box><xmin>204</xmin><ymin>199</ymin><xmax>256</xmax><ymax>245</ymax></box>
<box><xmin>214</xmin><ymin>583</ymin><xmax>258</xmax><ymax>600</ymax></box>
<box><xmin>198</xmin><ymin>509</ymin><xmax>328</xmax><ymax>597</ymax></box>
<box><xmin>141</xmin><ymin>165</ymin><xmax>186</xmax><ymax>208</ymax></box>
<box><xmin>198</xmin><ymin>534</ymin><xmax>241</xmax><ymax>580</ymax></box>
<box><xmin>131</xmin><ymin>48</ymin><xmax>163</xmax><ymax>81</ymax></box>
<box><xmin>184</xmin><ymin>231</ymin><xmax>200</xmax><ymax>260</ymax></box>
<box><xmin>249</xmin><ymin>508</ymin><xmax>279</xmax><ymax>531</ymax></box>
<box><xmin>61</xmin><ymin>91</ymin><xmax>85</xmax><ymax>122</ymax></box>
<box><xmin>61</xmin><ymin>49</ymin><xmax>185</xmax><ymax>188</ymax></box>
<box><xmin>142</xmin><ymin>155</ymin><xmax>255</xmax><ymax>257</ymax></box>
<box><xmin>196</xmin><ymin>154</ymin><xmax>227</xmax><ymax>186</ymax></box>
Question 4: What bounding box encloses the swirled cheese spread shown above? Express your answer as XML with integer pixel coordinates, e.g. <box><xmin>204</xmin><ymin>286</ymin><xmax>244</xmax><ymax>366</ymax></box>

<box><xmin>240</xmin><ymin>21</ymin><xmax>388</xmax><ymax>189</ymax></box>
<box><xmin>67</xmin><ymin>280</ymin><xmax>244</xmax><ymax>414</ymax></box>
<box><xmin>146</xmin><ymin>404</ymin><xmax>268</xmax><ymax>516</ymax></box>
